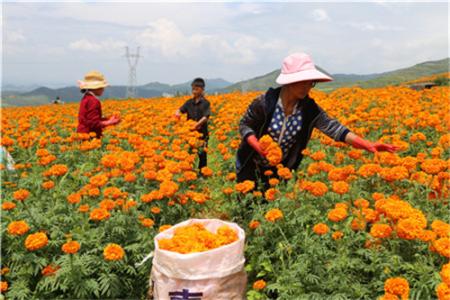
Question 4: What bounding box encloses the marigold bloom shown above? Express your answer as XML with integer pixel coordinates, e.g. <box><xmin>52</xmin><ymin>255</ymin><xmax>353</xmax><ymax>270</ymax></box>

<box><xmin>7</xmin><ymin>220</ymin><xmax>30</xmax><ymax>236</ymax></box>
<box><xmin>79</xmin><ymin>204</ymin><xmax>90</xmax><ymax>213</ymax></box>
<box><xmin>67</xmin><ymin>193</ymin><xmax>81</xmax><ymax>204</ymax></box>
<box><xmin>141</xmin><ymin>218</ymin><xmax>155</xmax><ymax>227</ymax></box>
<box><xmin>89</xmin><ymin>173</ymin><xmax>109</xmax><ymax>187</ymax></box>
<box><xmin>277</xmin><ymin>167</ymin><xmax>293</xmax><ymax>180</ymax></box>
<box><xmin>332</xmin><ymin>181</ymin><xmax>350</xmax><ymax>195</ymax></box>
<box><xmin>159</xmin><ymin>225</ymin><xmax>172</xmax><ymax>232</ymax></box>
<box><xmin>370</xmin><ymin>223</ymin><xmax>392</xmax><ymax>239</ymax></box>
<box><xmin>2</xmin><ymin>201</ymin><xmax>16</xmax><ymax>210</ymax></box>
<box><xmin>42</xmin><ymin>180</ymin><xmax>55</xmax><ymax>190</ymax></box>
<box><xmin>432</xmin><ymin>220</ymin><xmax>450</xmax><ymax>238</ymax></box>
<box><xmin>62</xmin><ymin>241</ymin><xmax>80</xmax><ymax>254</ymax></box>
<box><xmin>235</xmin><ymin>180</ymin><xmax>255</xmax><ymax>194</ymax></box>
<box><xmin>441</xmin><ymin>263</ymin><xmax>450</xmax><ymax>286</ymax></box>
<box><xmin>13</xmin><ymin>189</ymin><xmax>30</xmax><ymax>201</ymax></box>
<box><xmin>328</xmin><ymin>208</ymin><xmax>348</xmax><ymax>222</ymax></box>
<box><xmin>396</xmin><ymin>218</ymin><xmax>423</xmax><ymax>240</ymax></box>
<box><xmin>41</xmin><ymin>264</ymin><xmax>60</xmax><ymax>276</ymax></box>
<box><xmin>89</xmin><ymin>208</ymin><xmax>111</xmax><ymax>221</ymax></box>
<box><xmin>200</xmin><ymin>167</ymin><xmax>213</xmax><ymax>177</ymax></box>
<box><xmin>158</xmin><ymin>224</ymin><xmax>238</xmax><ymax>254</ymax></box>
<box><xmin>384</xmin><ymin>277</ymin><xmax>409</xmax><ymax>300</ymax></box>
<box><xmin>0</xmin><ymin>281</ymin><xmax>8</xmax><ymax>293</ymax></box>
<box><xmin>25</xmin><ymin>232</ymin><xmax>48</xmax><ymax>251</ymax></box>
<box><xmin>313</xmin><ymin>223</ymin><xmax>329</xmax><ymax>235</ymax></box>
<box><xmin>103</xmin><ymin>243</ymin><xmax>125</xmax><ymax>261</ymax></box>
<box><xmin>259</xmin><ymin>135</ymin><xmax>282</xmax><ymax>166</ymax></box>
<box><xmin>264</xmin><ymin>208</ymin><xmax>283</xmax><ymax>222</ymax></box>
<box><xmin>434</xmin><ymin>238</ymin><xmax>450</xmax><ymax>257</ymax></box>
<box><xmin>436</xmin><ymin>282</ymin><xmax>450</xmax><ymax>300</ymax></box>
<box><xmin>253</xmin><ymin>279</ymin><xmax>266</xmax><ymax>290</ymax></box>
<box><xmin>151</xmin><ymin>207</ymin><xmax>161</xmax><ymax>214</ymax></box>
<box><xmin>332</xmin><ymin>231</ymin><xmax>344</xmax><ymax>240</ymax></box>
<box><xmin>249</xmin><ymin>220</ymin><xmax>260</xmax><ymax>229</ymax></box>
<box><xmin>264</xmin><ymin>188</ymin><xmax>278</xmax><ymax>201</ymax></box>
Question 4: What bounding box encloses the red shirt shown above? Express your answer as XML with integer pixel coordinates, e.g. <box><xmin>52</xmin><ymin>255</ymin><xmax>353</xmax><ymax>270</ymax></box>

<box><xmin>77</xmin><ymin>93</ymin><xmax>106</xmax><ymax>137</ymax></box>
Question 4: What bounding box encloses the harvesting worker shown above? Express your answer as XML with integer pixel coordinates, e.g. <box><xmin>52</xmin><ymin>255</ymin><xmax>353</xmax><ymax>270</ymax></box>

<box><xmin>77</xmin><ymin>71</ymin><xmax>121</xmax><ymax>138</ymax></box>
<box><xmin>236</xmin><ymin>52</ymin><xmax>398</xmax><ymax>189</ymax></box>
<box><xmin>174</xmin><ymin>78</ymin><xmax>211</xmax><ymax>171</ymax></box>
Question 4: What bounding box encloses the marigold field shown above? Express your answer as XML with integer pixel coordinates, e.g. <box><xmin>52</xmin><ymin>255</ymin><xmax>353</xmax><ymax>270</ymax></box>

<box><xmin>1</xmin><ymin>86</ymin><xmax>449</xmax><ymax>300</ymax></box>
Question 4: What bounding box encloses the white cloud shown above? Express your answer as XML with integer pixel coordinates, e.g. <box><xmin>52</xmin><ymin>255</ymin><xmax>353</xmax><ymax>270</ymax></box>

<box><xmin>69</xmin><ymin>38</ymin><xmax>126</xmax><ymax>52</ymax></box>
<box><xmin>5</xmin><ymin>29</ymin><xmax>26</xmax><ymax>43</ymax></box>
<box><xmin>347</xmin><ymin>22</ymin><xmax>404</xmax><ymax>31</ymax></box>
<box><xmin>137</xmin><ymin>18</ymin><xmax>285</xmax><ymax>64</ymax></box>
<box><xmin>311</xmin><ymin>9</ymin><xmax>330</xmax><ymax>22</ymax></box>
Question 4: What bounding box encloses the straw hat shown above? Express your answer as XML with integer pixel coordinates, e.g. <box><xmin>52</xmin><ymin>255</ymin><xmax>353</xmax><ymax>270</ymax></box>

<box><xmin>276</xmin><ymin>53</ymin><xmax>333</xmax><ymax>85</ymax></box>
<box><xmin>77</xmin><ymin>70</ymin><xmax>109</xmax><ymax>89</ymax></box>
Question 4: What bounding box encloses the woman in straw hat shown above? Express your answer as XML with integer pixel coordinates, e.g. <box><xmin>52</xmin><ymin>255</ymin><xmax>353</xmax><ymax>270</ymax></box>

<box><xmin>236</xmin><ymin>52</ymin><xmax>398</xmax><ymax>190</ymax></box>
<box><xmin>77</xmin><ymin>71</ymin><xmax>120</xmax><ymax>138</ymax></box>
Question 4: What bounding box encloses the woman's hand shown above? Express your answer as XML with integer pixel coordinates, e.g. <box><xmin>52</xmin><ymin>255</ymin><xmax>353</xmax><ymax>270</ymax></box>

<box><xmin>346</xmin><ymin>133</ymin><xmax>399</xmax><ymax>153</ymax></box>
<box><xmin>247</xmin><ymin>135</ymin><xmax>268</xmax><ymax>157</ymax></box>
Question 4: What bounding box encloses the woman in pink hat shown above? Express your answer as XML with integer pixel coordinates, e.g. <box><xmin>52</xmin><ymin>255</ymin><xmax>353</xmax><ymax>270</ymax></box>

<box><xmin>236</xmin><ymin>52</ymin><xmax>398</xmax><ymax>190</ymax></box>
<box><xmin>77</xmin><ymin>70</ymin><xmax>121</xmax><ymax>138</ymax></box>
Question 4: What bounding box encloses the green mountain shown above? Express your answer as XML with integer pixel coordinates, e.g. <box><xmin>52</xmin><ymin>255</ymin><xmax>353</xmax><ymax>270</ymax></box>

<box><xmin>221</xmin><ymin>58</ymin><xmax>449</xmax><ymax>93</ymax></box>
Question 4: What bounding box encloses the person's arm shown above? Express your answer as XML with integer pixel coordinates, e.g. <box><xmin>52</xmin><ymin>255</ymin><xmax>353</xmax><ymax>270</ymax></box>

<box><xmin>314</xmin><ymin>106</ymin><xmax>398</xmax><ymax>153</ymax></box>
<box><xmin>174</xmin><ymin>101</ymin><xmax>189</xmax><ymax>119</ymax></box>
<box><xmin>193</xmin><ymin>101</ymin><xmax>211</xmax><ymax>129</ymax></box>
<box><xmin>239</xmin><ymin>95</ymin><xmax>267</xmax><ymax>156</ymax></box>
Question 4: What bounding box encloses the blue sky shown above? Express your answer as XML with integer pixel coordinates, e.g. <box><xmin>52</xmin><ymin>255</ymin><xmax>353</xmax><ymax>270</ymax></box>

<box><xmin>2</xmin><ymin>1</ymin><xmax>449</xmax><ymax>87</ymax></box>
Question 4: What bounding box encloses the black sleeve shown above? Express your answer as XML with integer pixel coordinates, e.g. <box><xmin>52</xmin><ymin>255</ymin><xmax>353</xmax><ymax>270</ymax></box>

<box><xmin>239</xmin><ymin>95</ymin><xmax>265</xmax><ymax>140</ymax></box>
<box><xmin>202</xmin><ymin>101</ymin><xmax>211</xmax><ymax>118</ymax></box>
<box><xmin>179</xmin><ymin>100</ymin><xmax>189</xmax><ymax>113</ymax></box>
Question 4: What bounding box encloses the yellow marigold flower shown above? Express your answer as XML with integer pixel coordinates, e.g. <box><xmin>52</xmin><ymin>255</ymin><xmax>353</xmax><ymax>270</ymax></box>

<box><xmin>332</xmin><ymin>231</ymin><xmax>344</xmax><ymax>240</ymax></box>
<box><xmin>25</xmin><ymin>232</ymin><xmax>48</xmax><ymax>251</ymax></box>
<box><xmin>434</xmin><ymin>238</ymin><xmax>450</xmax><ymax>258</ymax></box>
<box><xmin>264</xmin><ymin>208</ymin><xmax>283</xmax><ymax>222</ymax></box>
<box><xmin>327</xmin><ymin>208</ymin><xmax>348</xmax><ymax>223</ymax></box>
<box><xmin>103</xmin><ymin>243</ymin><xmax>125</xmax><ymax>261</ymax></box>
<box><xmin>436</xmin><ymin>282</ymin><xmax>450</xmax><ymax>300</ymax></box>
<box><xmin>440</xmin><ymin>263</ymin><xmax>450</xmax><ymax>286</ymax></box>
<box><xmin>259</xmin><ymin>135</ymin><xmax>282</xmax><ymax>166</ymax></box>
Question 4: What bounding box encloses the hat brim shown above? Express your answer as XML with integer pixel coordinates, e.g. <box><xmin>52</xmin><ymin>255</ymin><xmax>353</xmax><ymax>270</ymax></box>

<box><xmin>78</xmin><ymin>80</ymin><xmax>109</xmax><ymax>90</ymax></box>
<box><xmin>276</xmin><ymin>69</ymin><xmax>333</xmax><ymax>85</ymax></box>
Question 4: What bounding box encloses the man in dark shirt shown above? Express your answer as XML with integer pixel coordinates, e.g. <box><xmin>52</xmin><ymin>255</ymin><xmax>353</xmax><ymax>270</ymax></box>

<box><xmin>174</xmin><ymin>78</ymin><xmax>211</xmax><ymax>171</ymax></box>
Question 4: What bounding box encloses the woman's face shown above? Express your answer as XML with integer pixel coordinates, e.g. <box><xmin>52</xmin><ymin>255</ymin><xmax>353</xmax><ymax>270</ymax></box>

<box><xmin>287</xmin><ymin>80</ymin><xmax>315</xmax><ymax>99</ymax></box>
<box><xmin>92</xmin><ymin>88</ymin><xmax>105</xmax><ymax>97</ymax></box>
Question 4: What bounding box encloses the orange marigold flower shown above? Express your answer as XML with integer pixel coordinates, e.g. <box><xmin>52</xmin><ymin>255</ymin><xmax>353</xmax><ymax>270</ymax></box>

<box><xmin>67</xmin><ymin>193</ymin><xmax>81</xmax><ymax>204</ymax></box>
<box><xmin>351</xmin><ymin>218</ymin><xmax>367</xmax><ymax>231</ymax></box>
<box><xmin>264</xmin><ymin>208</ymin><xmax>283</xmax><ymax>222</ymax></box>
<box><xmin>151</xmin><ymin>207</ymin><xmax>161</xmax><ymax>214</ymax></box>
<box><xmin>89</xmin><ymin>208</ymin><xmax>111</xmax><ymax>221</ymax></box>
<box><xmin>253</xmin><ymin>279</ymin><xmax>266</xmax><ymax>290</ymax></box>
<box><xmin>222</xmin><ymin>187</ymin><xmax>234</xmax><ymax>195</ymax></box>
<box><xmin>249</xmin><ymin>220</ymin><xmax>260</xmax><ymax>229</ymax></box>
<box><xmin>277</xmin><ymin>167</ymin><xmax>293</xmax><ymax>180</ymax></box>
<box><xmin>310</xmin><ymin>151</ymin><xmax>326</xmax><ymax>161</ymax></box>
<box><xmin>159</xmin><ymin>225</ymin><xmax>172</xmax><ymax>232</ymax></box>
<box><xmin>441</xmin><ymin>263</ymin><xmax>450</xmax><ymax>286</ymax></box>
<box><xmin>432</xmin><ymin>220</ymin><xmax>450</xmax><ymax>238</ymax></box>
<box><xmin>264</xmin><ymin>188</ymin><xmax>278</xmax><ymax>201</ymax></box>
<box><xmin>2</xmin><ymin>201</ymin><xmax>16</xmax><ymax>210</ymax></box>
<box><xmin>396</xmin><ymin>218</ymin><xmax>424</xmax><ymax>240</ymax></box>
<box><xmin>436</xmin><ymin>282</ymin><xmax>450</xmax><ymax>300</ymax></box>
<box><xmin>370</xmin><ymin>223</ymin><xmax>392</xmax><ymax>239</ymax></box>
<box><xmin>25</xmin><ymin>232</ymin><xmax>48</xmax><ymax>251</ymax></box>
<box><xmin>332</xmin><ymin>231</ymin><xmax>344</xmax><ymax>240</ymax></box>
<box><xmin>421</xmin><ymin>159</ymin><xmax>447</xmax><ymax>175</ymax></box>
<box><xmin>41</xmin><ymin>180</ymin><xmax>55</xmax><ymax>190</ymax></box>
<box><xmin>41</xmin><ymin>264</ymin><xmax>60</xmax><ymax>276</ymax></box>
<box><xmin>141</xmin><ymin>218</ymin><xmax>155</xmax><ymax>227</ymax></box>
<box><xmin>13</xmin><ymin>189</ymin><xmax>30</xmax><ymax>201</ymax></box>
<box><xmin>327</xmin><ymin>208</ymin><xmax>348</xmax><ymax>222</ymax></box>
<box><xmin>354</xmin><ymin>198</ymin><xmax>370</xmax><ymax>208</ymax></box>
<box><xmin>103</xmin><ymin>243</ymin><xmax>125</xmax><ymax>261</ymax></box>
<box><xmin>89</xmin><ymin>173</ymin><xmax>109</xmax><ymax>187</ymax></box>
<box><xmin>259</xmin><ymin>135</ymin><xmax>282</xmax><ymax>166</ymax></box>
<box><xmin>79</xmin><ymin>204</ymin><xmax>90</xmax><ymax>213</ymax></box>
<box><xmin>384</xmin><ymin>277</ymin><xmax>409</xmax><ymax>300</ymax></box>
<box><xmin>235</xmin><ymin>180</ymin><xmax>255</xmax><ymax>194</ymax></box>
<box><xmin>332</xmin><ymin>181</ymin><xmax>350</xmax><ymax>195</ymax></box>
<box><xmin>0</xmin><ymin>281</ymin><xmax>8</xmax><ymax>293</ymax></box>
<box><xmin>313</xmin><ymin>223</ymin><xmax>329</xmax><ymax>235</ymax></box>
<box><xmin>200</xmin><ymin>167</ymin><xmax>213</xmax><ymax>177</ymax></box>
<box><xmin>226</xmin><ymin>172</ymin><xmax>237</xmax><ymax>181</ymax></box>
<box><xmin>62</xmin><ymin>241</ymin><xmax>80</xmax><ymax>254</ymax></box>
<box><xmin>269</xmin><ymin>178</ymin><xmax>280</xmax><ymax>186</ymax></box>
<box><xmin>100</xmin><ymin>199</ymin><xmax>116</xmax><ymax>211</ymax></box>
<box><xmin>434</xmin><ymin>238</ymin><xmax>450</xmax><ymax>258</ymax></box>
<box><xmin>7</xmin><ymin>220</ymin><xmax>30</xmax><ymax>236</ymax></box>
<box><xmin>158</xmin><ymin>223</ymin><xmax>238</xmax><ymax>254</ymax></box>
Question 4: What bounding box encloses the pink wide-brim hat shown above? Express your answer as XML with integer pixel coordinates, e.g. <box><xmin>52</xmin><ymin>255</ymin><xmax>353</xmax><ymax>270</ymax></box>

<box><xmin>276</xmin><ymin>52</ymin><xmax>333</xmax><ymax>85</ymax></box>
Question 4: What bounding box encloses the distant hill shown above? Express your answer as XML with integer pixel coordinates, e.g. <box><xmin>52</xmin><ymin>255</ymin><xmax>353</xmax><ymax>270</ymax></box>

<box><xmin>1</xmin><ymin>78</ymin><xmax>232</xmax><ymax>107</ymax></box>
<box><xmin>221</xmin><ymin>58</ymin><xmax>449</xmax><ymax>93</ymax></box>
